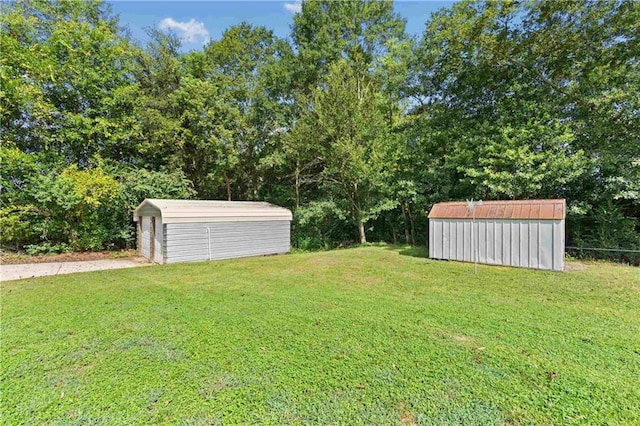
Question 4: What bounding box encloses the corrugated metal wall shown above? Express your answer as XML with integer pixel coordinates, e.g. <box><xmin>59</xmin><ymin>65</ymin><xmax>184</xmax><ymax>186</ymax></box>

<box><xmin>164</xmin><ymin>220</ymin><xmax>290</xmax><ymax>264</ymax></box>
<box><xmin>154</xmin><ymin>217</ymin><xmax>163</xmax><ymax>264</ymax></box>
<box><xmin>140</xmin><ymin>216</ymin><xmax>152</xmax><ymax>259</ymax></box>
<box><xmin>429</xmin><ymin>219</ymin><xmax>564</xmax><ymax>271</ymax></box>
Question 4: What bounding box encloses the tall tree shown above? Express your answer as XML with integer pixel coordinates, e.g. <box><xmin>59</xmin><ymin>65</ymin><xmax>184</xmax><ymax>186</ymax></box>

<box><xmin>409</xmin><ymin>0</ymin><xmax>639</xmax><ymax>249</ymax></box>
<box><xmin>291</xmin><ymin>0</ymin><xmax>407</xmax><ymax>91</ymax></box>
<box><xmin>131</xmin><ymin>29</ymin><xmax>183</xmax><ymax>169</ymax></box>
<box><xmin>205</xmin><ymin>23</ymin><xmax>294</xmax><ymax>200</ymax></box>
<box><xmin>312</xmin><ymin>58</ymin><xmax>395</xmax><ymax>243</ymax></box>
<box><xmin>1</xmin><ymin>0</ymin><xmax>140</xmax><ymax>165</ymax></box>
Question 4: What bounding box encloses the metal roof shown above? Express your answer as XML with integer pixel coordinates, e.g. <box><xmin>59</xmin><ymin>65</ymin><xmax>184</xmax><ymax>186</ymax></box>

<box><xmin>428</xmin><ymin>199</ymin><xmax>566</xmax><ymax>220</ymax></box>
<box><xmin>133</xmin><ymin>199</ymin><xmax>293</xmax><ymax>223</ymax></box>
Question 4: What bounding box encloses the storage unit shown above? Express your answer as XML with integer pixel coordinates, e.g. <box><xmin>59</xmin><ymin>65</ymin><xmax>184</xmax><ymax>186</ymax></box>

<box><xmin>133</xmin><ymin>199</ymin><xmax>292</xmax><ymax>264</ymax></box>
<box><xmin>428</xmin><ymin>199</ymin><xmax>565</xmax><ymax>271</ymax></box>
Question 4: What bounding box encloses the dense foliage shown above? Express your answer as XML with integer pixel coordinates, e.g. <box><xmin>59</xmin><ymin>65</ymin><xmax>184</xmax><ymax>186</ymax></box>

<box><xmin>1</xmin><ymin>0</ymin><xmax>639</xmax><ymax>256</ymax></box>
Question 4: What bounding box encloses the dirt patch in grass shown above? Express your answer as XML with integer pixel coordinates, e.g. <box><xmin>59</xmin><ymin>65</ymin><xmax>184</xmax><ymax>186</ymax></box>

<box><xmin>398</xmin><ymin>402</ymin><xmax>417</xmax><ymax>425</ymax></box>
<box><xmin>363</xmin><ymin>276</ymin><xmax>384</xmax><ymax>286</ymax></box>
<box><xmin>310</xmin><ymin>256</ymin><xmax>340</xmax><ymax>267</ymax></box>
<box><xmin>565</xmin><ymin>261</ymin><xmax>588</xmax><ymax>271</ymax></box>
<box><xmin>1</xmin><ymin>250</ymin><xmax>137</xmax><ymax>265</ymax></box>
<box><xmin>449</xmin><ymin>334</ymin><xmax>477</xmax><ymax>345</ymax></box>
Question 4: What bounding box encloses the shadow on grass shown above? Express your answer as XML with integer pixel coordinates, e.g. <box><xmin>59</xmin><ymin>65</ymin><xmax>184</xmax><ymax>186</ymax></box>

<box><xmin>292</xmin><ymin>243</ymin><xmax>431</xmax><ymax>260</ymax></box>
<box><xmin>384</xmin><ymin>244</ymin><xmax>430</xmax><ymax>259</ymax></box>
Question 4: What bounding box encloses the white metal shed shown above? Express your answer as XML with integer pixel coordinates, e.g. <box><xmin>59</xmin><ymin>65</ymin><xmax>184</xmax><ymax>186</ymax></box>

<box><xmin>428</xmin><ymin>199</ymin><xmax>565</xmax><ymax>271</ymax></box>
<box><xmin>133</xmin><ymin>199</ymin><xmax>292</xmax><ymax>264</ymax></box>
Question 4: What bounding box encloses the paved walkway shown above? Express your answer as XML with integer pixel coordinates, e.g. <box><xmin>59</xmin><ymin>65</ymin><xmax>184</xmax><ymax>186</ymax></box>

<box><xmin>0</xmin><ymin>258</ymin><xmax>150</xmax><ymax>282</ymax></box>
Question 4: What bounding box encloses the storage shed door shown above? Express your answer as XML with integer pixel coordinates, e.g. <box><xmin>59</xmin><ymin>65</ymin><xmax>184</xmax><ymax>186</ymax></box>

<box><xmin>154</xmin><ymin>217</ymin><xmax>163</xmax><ymax>264</ymax></box>
<box><xmin>141</xmin><ymin>216</ymin><xmax>152</xmax><ymax>259</ymax></box>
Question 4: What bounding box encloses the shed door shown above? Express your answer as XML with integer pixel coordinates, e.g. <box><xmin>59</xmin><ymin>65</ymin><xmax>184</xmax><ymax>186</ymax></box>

<box><xmin>154</xmin><ymin>217</ymin><xmax>163</xmax><ymax>264</ymax></box>
<box><xmin>141</xmin><ymin>216</ymin><xmax>152</xmax><ymax>259</ymax></box>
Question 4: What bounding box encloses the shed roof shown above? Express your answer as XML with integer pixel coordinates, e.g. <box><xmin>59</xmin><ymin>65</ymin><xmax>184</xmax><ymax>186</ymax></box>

<box><xmin>133</xmin><ymin>199</ymin><xmax>293</xmax><ymax>223</ymax></box>
<box><xmin>428</xmin><ymin>199</ymin><xmax>565</xmax><ymax>220</ymax></box>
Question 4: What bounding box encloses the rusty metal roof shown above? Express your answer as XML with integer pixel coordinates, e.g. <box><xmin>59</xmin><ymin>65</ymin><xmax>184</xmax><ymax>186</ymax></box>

<box><xmin>428</xmin><ymin>199</ymin><xmax>566</xmax><ymax>220</ymax></box>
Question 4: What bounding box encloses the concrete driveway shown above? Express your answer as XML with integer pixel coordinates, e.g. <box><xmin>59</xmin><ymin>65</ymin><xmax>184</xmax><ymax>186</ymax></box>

<box><xmin>0</xmin><ymin>258</ymin><xmax>150</xmax><ymax>282</ymax></box>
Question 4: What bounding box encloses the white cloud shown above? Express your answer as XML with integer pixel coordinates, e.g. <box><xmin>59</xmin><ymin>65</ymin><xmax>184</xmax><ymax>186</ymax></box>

<box><xmin>159</xmin><ymin>17</ymin><xmax>210</xmax><ymax>44</ymax></box>
<box><xmin>283</xmin><ymin>2</ymin><xmax>302</xmax><ymax>14</ymax></box>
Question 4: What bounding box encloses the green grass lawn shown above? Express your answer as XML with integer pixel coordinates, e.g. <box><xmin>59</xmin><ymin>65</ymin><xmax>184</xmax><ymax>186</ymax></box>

<box><xmin>2</xmin><ymin>246</ymin><xmax>639</xmax><ymax>425</ymax></box>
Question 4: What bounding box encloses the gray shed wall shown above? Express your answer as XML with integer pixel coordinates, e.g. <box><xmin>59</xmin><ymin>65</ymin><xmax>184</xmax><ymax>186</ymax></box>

<box><xmin>164</xmin><ymin>220</ymin><xmax>290</xmax><ymax>264</ymax></box>
<box><xmin>429</xmin><ymin>218</ymin><xmax>564</xmax><ymax>271</ymax></box>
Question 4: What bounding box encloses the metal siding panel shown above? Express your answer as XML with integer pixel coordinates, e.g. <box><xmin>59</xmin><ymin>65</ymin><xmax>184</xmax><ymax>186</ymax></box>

<box><xmin>164</xmin><ymin>216</ymin><xmax>290</xmax><ymax>224</ymax></box>
<box><xmin>529</xmin><ymin>221</ymin><xmax>539</xmax><ymax>269</ymax></box>
<box><xmin>520</xmin><ymin>221</ymin><xmax>529</xmax><ymax>268</ymax></box>
<box><xmin>449</xmin><ymin>220</ymin><xmax>457</xmax><ymax>259</ymax></box>
<box><xmin>501</xmin><ymin>221</ymin><xmax>510</xmax><ymax>266</ymax></box>
<box><xmin>456</xmin><ymin>220</ymin><xmax>461</xmax><ymax>260</ymax></box>
<box><xmin>484</xmin><ymin>220</ymin><xmax>496</xmax><ymax>264</ymax></box>
<box><xmin>494</xmin><ymin>221</ymin><xmax>500</xmax><ymax>264</ymax></box>
<box><xmin>442</xmin><ymin>220</ymin><xmax>454</xmax><ymax>259</ymax></box>
<box><xmin>439</xmin><ymin>220</ymin><xmax>446</xmax><ymax>259</ymax></box>
<box><xmin>440</xmin><ymin>220</ymin><xmax>446</xmax><ymax>259</ymax></box>
<box><xmin>551</xmin><ymin>220</ymin><xmax>556</xmax><ymax>271</ymax></box>
<box><xmin>539</xmin><ymin>221</ymin><xmax>553</xmax><ymax>270</ymax></box>
<box><xmin>511</xmin><ymin>221</ymin><xmax>520</xmax><ymax>267</ymax></box>
<box><xmin>162</xmin><ymin>224</ymin><xmax>167</xmax><ymax>260</ymax></box>
<box><xmin>463</xmin><ymin>221</ymin><xmax>472</xmax><ymax>262</ymax></box>
<box><xmin>430</xmin><ymin>218</ymin><xmax>565</xmax><ymax>271</ymax></box>
<box><xmin>433</xmin><ymin>220</ymin><xmax>443</xmax><ymax>259</ymax></box>
<box><xmin>429</xmin><ymin>219</ymin><xmax>435</xmax><ymax>259</ymax></box>
<box><xmin>154</xmin><ymin>217</ymin><xmax>163</xmax><ymax>264</ymax></box>
<box><xmin>141</xmin><ymin>216</ymin><xmax>151</xmax><ymax>259</ymax></box>
<box><xmin>486</xmin><ymin>221</ymin><xmax>495</xmax><ymax>264</ymax></box>
<box><xmin>165</xmin><ymin>220</ymin><xmax>290</xmax><ymax>264</ymax></box>
<box><xmin>477</xmin><ymin>221</ymin><xmax>486</xmax><ymax>263</ymax></box>
<box><xmin>430</xmin><ymin>218</ymin><xmax>561</xmax><ymax>271</ymax></box>
<box><xmin>560</xmin><ymin>220</ymin><xmax>565</xmax><ymax>271</ymax></box>
<box><xmin>453</xmin><ymin>220</ymin><xmax>467</xmax><ymax>260</ymax></box>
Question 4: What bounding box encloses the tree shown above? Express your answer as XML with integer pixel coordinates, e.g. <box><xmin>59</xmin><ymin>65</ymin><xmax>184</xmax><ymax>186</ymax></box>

<box><xmin>409</xmin><ymin>0</ymin><xmax>639</xmax><ymax>251</ymax></box>
<box><xmin>205</xmin><ymin>23</ymin><xmax>294</xmax><ymax>200</ymax></box>
<box><xmin>291</xmin><ymin>0</ymin><xmax>407</xmax><ymax>91</ymax></box>
<box><xmin>1</xmin><ymin>0</ymin><xmax>140</xmax><ymax>165</ymax></box>
<box><xmin>25</xmin><ymin>164</ymin><xmax>119</xmax><ymax>251</ymax></box>
<box><xmin>312</xmin><ymin>59</ymin><xmax>395</xmax><ymax>243</ymax></box>
<box><xmin>168</xmin><ymin>67</ymin><xmax>239</xmax><ymax>199</ymax></box>
<box><xmin>131</xmin><ymin>29</ymin><xmax>184</xmax><ymax>169</ymax></box>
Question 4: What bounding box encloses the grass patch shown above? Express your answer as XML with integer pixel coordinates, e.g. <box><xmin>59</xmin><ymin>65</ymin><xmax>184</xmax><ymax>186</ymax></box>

<box><xmin>2</xmin><ymin>246</ymin><xmax>639</xmax><ymax>424</ymax></box>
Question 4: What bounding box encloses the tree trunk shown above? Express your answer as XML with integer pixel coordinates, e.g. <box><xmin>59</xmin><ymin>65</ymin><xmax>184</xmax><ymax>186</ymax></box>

<box><xmin>407</xmin><ymin>206</ymin><xmax>416</xmax><ymax>245</ymax></box>
<box><xmin>295</xmin><ymin>161</ymin><xmax>301</xmax><ymax>208</ymax></box>
<box><xmin>223</xmin><ymin>171</ymin><xmax>231</xmax><ymax>201</ymax></box>
<box><xmin>358</xmin><ymin>220</ymin><xmax>367</xmax><ymax>244</ymax></box>
<box><xmin>251</xmin><ymin>165</ymin><xmax>259</xmax><ymax>200</ymax></box>
<box><xmin>401</xmin><ymin>203</ymin><xmax>411</xmax><ymax>244</ymax></box>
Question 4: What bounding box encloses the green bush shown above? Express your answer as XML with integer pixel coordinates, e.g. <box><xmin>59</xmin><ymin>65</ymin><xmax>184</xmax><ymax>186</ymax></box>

<box><xmin>25</xmin><ymin>165</ymin><xmax>119</xmax><ymax>251</ymax></box>
<box><xmin>104</xmin><ymin>167</ymin><xmax>196</xmax><ymax>249</ymax></box>
<box><xmin>1</xmin><ymin>153</ymin><xmax>196</xmax><ymax>252</ymax></box>
<box><xmin>292</xmin><ymin>201</ymin><xmax>352</xmax><ymax>250</ymax></box>
<box><xmin>568</xmin><ymin>203</ymin><xmax>640</xmax><ymax>265</ymax></box>
<box><xmin>25</xmin><ymin>242</ymin><xmax>72</xmax><ymax>256</ymax></box>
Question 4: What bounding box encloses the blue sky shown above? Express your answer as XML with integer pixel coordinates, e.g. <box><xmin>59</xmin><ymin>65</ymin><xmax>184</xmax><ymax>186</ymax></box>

<box><xmin>108</xmin><ymin>1</ymin><xmax>455</xmax><ymax>50</ymax></box>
